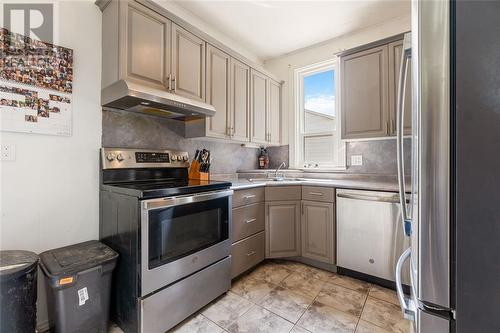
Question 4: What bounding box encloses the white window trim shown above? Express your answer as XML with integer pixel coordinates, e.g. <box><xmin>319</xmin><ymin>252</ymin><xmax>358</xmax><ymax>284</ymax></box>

<box><xmin>291</xmin><ymin>59</ymin><xmax>346</xmax><ymax>171</ymax></box>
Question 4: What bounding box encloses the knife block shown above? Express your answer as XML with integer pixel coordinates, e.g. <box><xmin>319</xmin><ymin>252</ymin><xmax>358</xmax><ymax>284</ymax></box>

<box><xmin>188</xmin><ymin>160</ymin><xmax>209</xmax><ymax>181</ymax></box>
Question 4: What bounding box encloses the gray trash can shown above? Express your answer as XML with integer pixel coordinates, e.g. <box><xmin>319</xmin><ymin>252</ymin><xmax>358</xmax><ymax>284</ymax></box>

<box><xmin>39</xmin><ymin>240</ymin><xmax>118</xmax><ymax>333</ymax></box>
<box><xmin>0</xmin><ymin>250</ymin><xmax>39</xmax><ymax>333</ymax></box>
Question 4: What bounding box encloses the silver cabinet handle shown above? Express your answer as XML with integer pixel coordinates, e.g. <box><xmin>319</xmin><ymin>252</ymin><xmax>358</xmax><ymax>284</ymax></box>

<box><xmin>395</xmin><ymin>247</ymin><xmax>415</xmax><ymax>321</ymax></box>
<box><xmin>243</xmin><ymin>194</ymin><xmax>256</xmax><ymax>199</ymax></box>
<box><xmin>167</xmin><ymin>74</ymin><xmax>172</xmax><ymax>91</ymax></box>
<box><xmin>245</xmin><ymin>218</ymin><xmax>256</xmax><ymax>224</ymax></box>
<box><xmin>397</xmin><ymin>32</ymin><xmax>412</xmax><ymax>237</ymax></box>
<box><xmin>246</xmin><ymin>251</ymin><xmax>257</xmax><ymax>257</ymax></box>
<box><xmin>309</xmin><ymin>192</ymin><xmax>323</xmax><ymax>196</ymax></box>
<box><xmin>172</xmin><ymin>75</ymin><xmax>177</xmax><ymax>92</ymax></box>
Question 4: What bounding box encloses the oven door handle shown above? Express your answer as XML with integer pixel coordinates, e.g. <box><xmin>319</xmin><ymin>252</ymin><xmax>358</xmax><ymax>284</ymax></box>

<box><xmin>143</xmin><ymin>189</ymin><xmax>234</xmax><ymax>210</ymax></box>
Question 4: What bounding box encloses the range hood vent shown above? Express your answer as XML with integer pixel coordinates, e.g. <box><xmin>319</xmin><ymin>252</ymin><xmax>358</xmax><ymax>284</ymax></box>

<box><xmin>101</xmin><ymin>80</ymin><xmax>215</xmax><ymax>120</ymax></box>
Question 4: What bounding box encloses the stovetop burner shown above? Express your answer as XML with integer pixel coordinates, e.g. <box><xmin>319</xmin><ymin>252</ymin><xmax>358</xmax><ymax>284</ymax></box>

<box><xmin>100</xmin><ymin>148</ymin><xmax>231</xmax><ymax>199</ymax></box>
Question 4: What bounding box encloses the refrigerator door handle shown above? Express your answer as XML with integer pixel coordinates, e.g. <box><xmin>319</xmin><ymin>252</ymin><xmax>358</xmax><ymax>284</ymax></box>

<box><xmin>396</xmin><ymin>247</ymin><xmax>416</xmax><ymax>321</ymax></box>
<box><xmin>397</xmin><ymin>32</ymin><xmax>412</xmax><ymax>237</ymax></box>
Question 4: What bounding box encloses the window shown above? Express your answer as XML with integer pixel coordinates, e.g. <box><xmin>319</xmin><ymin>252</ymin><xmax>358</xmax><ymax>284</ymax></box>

<box><xmin>293</xmin><ymin>60</ymin><xmax>345</xmax><ymax>169</ymax></box>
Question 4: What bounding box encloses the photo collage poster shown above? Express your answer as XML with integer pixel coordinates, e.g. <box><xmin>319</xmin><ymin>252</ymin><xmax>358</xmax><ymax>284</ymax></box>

<box><xmin>0</xmin><ymin>28</ymin><xmax>73</xmax><ymax>136</ymax></box>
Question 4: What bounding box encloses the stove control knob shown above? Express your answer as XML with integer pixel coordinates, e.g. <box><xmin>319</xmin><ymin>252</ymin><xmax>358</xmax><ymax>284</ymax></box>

<box><xmin>171</xmin><ymin>155</ymin><xmax>177</xmax><ymax>161</ymax></box>
<box><xmin>106</xmin><ymin>153</ymin><xmax>116</xmax><ymax>161</ymax></box>
<box><xmin>183</xmin><ymin>156</ymin><xmax>188</xmax><ymax>161</ymax></box>
<box><xmin>116</xmin><ymin>153</ymin><xmax>124</xmax><ymax>162</ymax></box>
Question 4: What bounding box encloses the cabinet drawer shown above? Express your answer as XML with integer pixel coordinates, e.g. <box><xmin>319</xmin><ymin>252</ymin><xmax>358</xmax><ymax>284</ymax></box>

<box><xmin>231</xmin><ymin>231</ymin><xmax>265</xmax><ymax>278</ymax></box>
<box><xmin>265</xmin><ymin>186</ymin><xmax>301</xmax><ymax>201</ymax></box>
<box><xmin>233</xmin><ymin>187</ymin><xmax>265</xmax><ymax>208</ymax></box>
<box><xmin>302</xmin><ymin>186</ymin><xmax>335</xmax><ymax>203</ymax></box>
<box><xmin>232</xmin><ymin>203</ymin><xmax>265</xmax><ymax>242</ymax></box>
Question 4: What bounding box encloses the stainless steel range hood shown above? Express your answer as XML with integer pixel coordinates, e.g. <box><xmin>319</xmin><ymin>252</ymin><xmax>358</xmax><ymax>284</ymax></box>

<box><xmin>101</xmin><ymin>79</ymin><xmax>216</xmax><ymax>120</ymax></box>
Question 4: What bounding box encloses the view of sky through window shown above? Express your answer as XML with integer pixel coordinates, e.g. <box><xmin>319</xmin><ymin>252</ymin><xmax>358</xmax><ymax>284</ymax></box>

<box><xmin>303</xmin><ymin>69</ymin><xmax>335</xmax><ymax>116</ymax></box>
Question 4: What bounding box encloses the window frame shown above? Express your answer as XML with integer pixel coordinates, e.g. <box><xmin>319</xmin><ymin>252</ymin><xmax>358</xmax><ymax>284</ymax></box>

<box><xmin>292</xmin><ymin>59</ymin><xmax>346</xmax><ymax>171</ymax></box>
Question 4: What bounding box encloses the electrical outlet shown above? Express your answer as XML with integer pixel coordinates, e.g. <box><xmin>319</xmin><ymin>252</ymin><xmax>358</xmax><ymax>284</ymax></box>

<box><xmin>1</xmin><ymin>144</ymin><xmax>16</xmax><ymax>161</ymax></box>
<box><xmin>351</xmin><ymin>155</ymin><xmax>363</xmax><ymax>166</ymax></box>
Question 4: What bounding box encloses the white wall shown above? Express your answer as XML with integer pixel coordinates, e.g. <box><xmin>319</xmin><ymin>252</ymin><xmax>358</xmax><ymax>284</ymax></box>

<box><xmin>263</xmin><ymin>15</ymin><xmax>411</xmax><ymax>146</ymax></box>
<box><xmin>0</xmin><ymin>1</ymin><xmax>102</xmax><ymax>329</ymax></box>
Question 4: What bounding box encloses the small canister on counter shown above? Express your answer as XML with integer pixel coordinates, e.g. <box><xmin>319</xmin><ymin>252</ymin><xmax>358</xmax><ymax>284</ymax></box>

<box><xmin>258</xmin><ymin>147</ymin><xmax>269</xmax><ymax>169</ymax></box>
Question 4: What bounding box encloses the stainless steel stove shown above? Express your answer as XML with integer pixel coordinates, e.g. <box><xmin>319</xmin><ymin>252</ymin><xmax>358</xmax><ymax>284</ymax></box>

<box><xmin>99</xmin><ymin>148</ymin><xmax>232</xmax><ymax>333</ymax></box>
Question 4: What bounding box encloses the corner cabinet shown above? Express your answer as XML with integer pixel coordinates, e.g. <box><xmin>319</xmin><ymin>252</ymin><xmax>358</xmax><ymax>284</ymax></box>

<box><xmin>265</xmin><ymin>201</ymin><xmax>301</xmax><ymax>258</ymax></box>
<box><xmin>340</xmin><ymin>34</ymin><xmax>411</xmax><ymax>140</ymax></box>
<box><xmin>301</xmin><ymin>200</ymin><xmax>335</xmax><ymax>264</ymax></box>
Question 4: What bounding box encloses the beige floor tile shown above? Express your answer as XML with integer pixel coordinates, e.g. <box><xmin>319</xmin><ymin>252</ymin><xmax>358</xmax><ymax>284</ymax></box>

<box><xmin>226</xmin><ymin>305</ymin><xmax>294</xmax><ymax>333</ymax></box>
<box><xmin>355</xmin><ymin>320</ymin><xmax>391</xmax><ymax>333</ymax></box>
<box><xmin>169</xmin><ymin>314</ymin><xmax>224</xmax><ymax>333</ymax></box>
<box><xmin>330</xmin><ymin>275</ymin><xmax>371</xmax><ymax>293</ymax></box>
<box><xmin>231</xmin><ymin>275</ymin><xmax>277</xmax><ymax>303</ymax></box>
<box><xmin>368</xmin><ymin>285</ymin><xmax>399</xmax><ymax>306</ymax></box>
<box><xmin>258</xmin><ymin>286</ymin><xmax>314</xmax><ymax>323</ymax></box>
<box><xmin>247</xmin><ymin>262</ymin><xmax>292</xmax><ymax>284</ymax></box>
<box><xmin>316</xmin><ymin>281</ymin><xmax>367</xmax><ymax>317</ymax></box>
<box><xmin>280</xmin><ymin>272</ymin><xmax>325</xmax><ymax>298</ymax></box>
<box><xmin>292</xmin><ymin>264</ymin><xmax>336</xmax><ymax>282</ymax></box>
<box><xmin>290</xmin><ymin>325</ymin><xmax>312</xmax><ymax>333</ymax></box>
<box><xmin>361</xmin><ymin>297</ymin><xmax>413</xmax><ymax>333</ymax></box>
<box><xmin>297</xmin><ymin>301</ymin><xmax>358</xmax><ymax>333</ymax></box>
<box><xmin>201</xmin><ymin>291</ymin><xmax>253</xmax><ymax>329</ymax></box>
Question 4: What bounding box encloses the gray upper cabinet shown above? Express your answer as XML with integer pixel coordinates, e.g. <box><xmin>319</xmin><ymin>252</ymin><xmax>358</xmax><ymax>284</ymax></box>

<box><xmin>301</xmin><ymin>200</ymin><xmax>335</xmax><ymax>264</ymax></box>
<box><xmin>171</xmin><ymin>23</ymin><xmax>206</xmax><ymax>101</ymax></box>
<box><xmin>112</xmin><ymin>0</ymin><xmax>171</xmax><ymax>90</ymax></box>
<box><xmin>229</xmin><ymin>58</ymin><xmax>250</xmax><ymax>142</ymax></box>
<box><xmin>268</xmin><ymin>79</ymin><xmax>281</xmax><ymax>146</ymax></box>
<box><xmin>206</xmin><ymin>44</ymin><xmax>230</xmax><ymax>139</ymax></box>
<box><xmin>250</xmin><ymin>69</ymin><xmax>268</xmax><ymax>145</ymax></box>
<box><xmin>266</xmin><ymin>200</ymin><xmax>301</xmax><ymax>258</ymax></box>
<box><xmin>341</xmin><ymin>45</ymin><xmax>389</xmax><ymax>139</ymax></box>
<box><xmin>388</xmin><ymin>40</ymin><xmax>412</xmax><ymax>135</ymax></box>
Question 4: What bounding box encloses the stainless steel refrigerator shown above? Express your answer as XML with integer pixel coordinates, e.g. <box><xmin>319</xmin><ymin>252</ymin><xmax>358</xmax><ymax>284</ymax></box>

<box><xmin>394</xmin><ymin>1</ymin><xmax>500</xmax><ymax>332</ymax></box>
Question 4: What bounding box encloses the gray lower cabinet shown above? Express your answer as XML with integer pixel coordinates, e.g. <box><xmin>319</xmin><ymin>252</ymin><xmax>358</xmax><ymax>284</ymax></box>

<box><xmin>232</xmin><ymin>202</ymin><xmax>265</xmax><ymax>242</ymax></box>
<box><xmin>171</xmin><ymin>23</ymin><xmax>206</xmax><ymax>102</ymax></box>
<box><xmin>341</xmin><ymin>45</ymin><xmax>389</xmax><ymax>139</ymax></box>
<box><xmin>301</xmin><ymin>200</ymin><xmax>335</xmax><ymax>264</ymax></box>
<box><xmin>265</xmin><ymin>200</ymin><xmax>301</xmax><ymax>258</ymax></box>
<box><xmin>231</xmin><ymin>231</ymin><xmax>265</xmax><ymax>278</ymax></box>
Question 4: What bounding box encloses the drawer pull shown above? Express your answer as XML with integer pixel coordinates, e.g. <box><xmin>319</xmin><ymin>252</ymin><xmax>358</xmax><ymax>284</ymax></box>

<box><xmin>246</xmin><ymin>251</ymin><xmax>257</xmax><ymax>257</ymax></box>
<box><xmin>245</xmin><ymin>218</ymin><xmax>256</xmax><ymax>224</ymax></box>
<box><xmin>309</xmin><ymin>192</ymin><xmax>324</xmax><ymax>196</ymax></box>
<box><xmin>243</xmin><ymin>194</ymin><xmax>256</xmax><ymax>199</ymax></box>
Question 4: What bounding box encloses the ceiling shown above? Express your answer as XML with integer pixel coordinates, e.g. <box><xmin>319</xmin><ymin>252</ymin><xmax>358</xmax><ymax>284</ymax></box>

<box><xmin>171</xmin><ymin>0</ymin><xmax>410</xmax><ymax>61</ymax></box>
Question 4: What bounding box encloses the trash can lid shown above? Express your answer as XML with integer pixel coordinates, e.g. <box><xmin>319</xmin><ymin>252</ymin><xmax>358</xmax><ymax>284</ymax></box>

<box><xmin>39</xmin><ymin>240</ymin><xmax>118</xmax><ymax>278</ymax></box>
<box><xmin>0</xmin><ymin>250</ymin><xmax>39</xmax><ymax>280</ymax></box>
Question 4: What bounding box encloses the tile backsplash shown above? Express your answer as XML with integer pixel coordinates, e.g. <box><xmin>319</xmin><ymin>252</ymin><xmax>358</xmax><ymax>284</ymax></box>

<box><xmin>102</xmin><ymin>109</ymin><xmax>409</xmax><ymax>176</ymax></box>
<box><xmin>102</xmin><ymin>109</ymin><xmax>259</xmax><ymax>174</ymax></box>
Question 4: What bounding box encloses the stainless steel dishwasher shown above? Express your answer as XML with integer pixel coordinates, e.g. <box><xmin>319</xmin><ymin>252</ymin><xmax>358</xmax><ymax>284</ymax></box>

<box><xmin>336</xmin><ymin>189</ymin><xmax>410</xmax><ymax>284</ymax></box>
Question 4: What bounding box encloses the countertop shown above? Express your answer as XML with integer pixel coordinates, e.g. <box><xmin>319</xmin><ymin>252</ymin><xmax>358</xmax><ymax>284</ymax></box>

<box><xmin>229</xmin><ymin>178</ymin><xmax>407</xmax><ymax>193</ymax></box>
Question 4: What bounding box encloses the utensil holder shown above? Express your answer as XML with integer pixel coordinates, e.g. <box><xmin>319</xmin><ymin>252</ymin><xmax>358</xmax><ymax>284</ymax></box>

<box><xmin>189</xmin><ymin>160</ymin><xmax>209</xmax><ymax>180</ymax></box>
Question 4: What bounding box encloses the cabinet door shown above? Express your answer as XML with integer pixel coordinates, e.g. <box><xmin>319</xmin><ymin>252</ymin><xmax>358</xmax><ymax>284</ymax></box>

<box><xmin>341</xmin><ymin>45</ymin><xmax>389</xmax><ymax>139</ymax></box>
<box><xmin>388</xmin><ymin>40</ymin><xmax>412</xmax><ymax>136</ymax></box>
<box><xmin>171</xmin><ymin>23</ymin><xmax>205</xmax><ymax>101</ymax></box>
<box><xmin>265</xmin><ymin>201</ymin><xmax>301</xmax><ymax>258</ymax></box>
<box><xmin>229</xmin><ymin>58</ymin><xmax>250</xmax><ymax>142</ymax></box>
<box><xmin>250</xmin><ymin>69</ymin><xmax>268</xmax><ymax>144</ymax></box>
<box><xmin>301</xmin><ymin>200</ymin><xmax>335</xmax><ymax>264</ymax></box>
<box><xmin>120</xmin><ymin>1</ymin><xmax>170</xmax><ymax>90</ymax></box>
<box><xmin>206</xmin><ymin>44</ymin><xmax>230</xmax><ymax>138</ymax></box>
<box><xmin>267</xmin><ymin>79</ymin><xmax>281</xmax><ymax>145</ymax></box>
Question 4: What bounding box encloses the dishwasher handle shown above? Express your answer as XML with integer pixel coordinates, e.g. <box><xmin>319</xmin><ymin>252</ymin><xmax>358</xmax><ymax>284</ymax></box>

<box><xmin>337</xmin><ymin>192</ymin><xmax>405</xmax><ymax>204</ymax></box>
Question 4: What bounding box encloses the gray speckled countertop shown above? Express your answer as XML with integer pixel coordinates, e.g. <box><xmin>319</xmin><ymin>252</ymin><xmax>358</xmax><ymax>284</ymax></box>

<box><xmin>229</xmin><ymin>178</ymin><xmax>407</xmax><ymax>193</ymax></box>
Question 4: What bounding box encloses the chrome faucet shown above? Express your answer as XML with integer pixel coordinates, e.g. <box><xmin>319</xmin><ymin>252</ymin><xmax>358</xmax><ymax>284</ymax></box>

<box><xmin>274</xmin><ymin>162</ymin><xmax>286</xmax><ymax>180</ymax></box>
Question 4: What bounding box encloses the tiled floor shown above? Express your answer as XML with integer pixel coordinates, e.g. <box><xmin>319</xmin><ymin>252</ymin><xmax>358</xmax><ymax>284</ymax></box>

<box><xmin>166</xmin><ymin>260</ymin><xmax>413</xmax><ymax>333</ymax></box>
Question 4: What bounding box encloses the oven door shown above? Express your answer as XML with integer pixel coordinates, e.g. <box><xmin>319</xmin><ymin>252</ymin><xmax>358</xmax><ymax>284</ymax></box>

<box><xmin>140</xmin><ymin>189</ymin><xmax>232</xmax><ymax>296</ymax></box>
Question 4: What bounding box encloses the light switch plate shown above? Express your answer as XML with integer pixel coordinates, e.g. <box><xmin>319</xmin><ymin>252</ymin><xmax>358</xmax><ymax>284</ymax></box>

<box><xmin>1</xmin><ymin>144</ymin><xmax>16</xmax><ymax>161</ymax></box>
<box><xmin>351</xmin><ymin>155</ymin><xmax>363</xmax><ymax>166</ymax></box>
